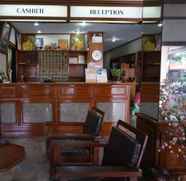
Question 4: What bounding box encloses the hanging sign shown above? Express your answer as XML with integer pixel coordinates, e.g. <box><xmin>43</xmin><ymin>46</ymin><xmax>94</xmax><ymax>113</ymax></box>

<box><xmin>70</xmin><ymin>6</ymin><xmax>143</xmax><ymax>19</ymax></box>
<box><xmin>0</xmin><ymin>5</ymin><xmax>67</xmax><ymax>18</ymax></box>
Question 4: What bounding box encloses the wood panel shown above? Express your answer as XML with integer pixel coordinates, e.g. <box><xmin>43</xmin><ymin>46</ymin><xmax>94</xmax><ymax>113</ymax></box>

<box><xmin>0</xmin><ymin>85</ymin><xmax>16</xmax><ymax>99</ymax></box>
<box><xmin>17</xmin><ymin>84</ymin><xmax>56</xmax><ymax>99</ymax></box>
<box><xmin>0</xmin><ymin>83</ymin><xmax>130</xmax><ymax>137</ymax></box>
<box><xmin>0</xmin><ymin>0</ymin><xmax>146</xmax><ymax>6</ymax></box>
<box><xmin>141</xmin><ymin>82</ymin><xmax>160</xmax><ymax>102</ymax></box>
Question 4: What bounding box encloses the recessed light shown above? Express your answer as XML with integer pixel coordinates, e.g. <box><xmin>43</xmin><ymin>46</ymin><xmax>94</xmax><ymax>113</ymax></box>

<box><xmin>80</xmin><ymin>21</ymin><xmax>87</xmax><ymax>27</ymax></box>
<box><xmin>76</xmin><ymin>29</ymin><xmax>80</xmax><ymax>34</ymax></box>
<box><xmin>158</xmin><ymin>23</ymin><xmax>163</xmax><ymax>27</ymax></box>
<box><xmin>37</xmin><ymin>30</ymin><xmax>42</xmax><ymax>33</ymax></box>
<box><xmin>112</xmin><ymin>37</ymin><xmax>117</xmax><ymax>42</ymax></box>
<box><xmin>34</xmin><ymin>22</ymin><xmax>39</xmax><ymax>26</ymax></box>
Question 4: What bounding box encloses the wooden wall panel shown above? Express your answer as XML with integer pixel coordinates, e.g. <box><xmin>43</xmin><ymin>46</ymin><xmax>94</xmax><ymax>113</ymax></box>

<box><xmin>141</xmin><ymin>83</ymin><xmax>160</xmax><ymax>102</ymax></box>
<box><xmin>0</xmin><ymin>83</ymin><xmax>130</xmax><ymax>137</ymax></box>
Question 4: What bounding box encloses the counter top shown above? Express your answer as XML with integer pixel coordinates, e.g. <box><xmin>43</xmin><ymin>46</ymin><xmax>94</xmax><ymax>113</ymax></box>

<box><xmin>0</xmin><ymin>81</ymin><xmax>132</xmax><ymax>85</ymax></box>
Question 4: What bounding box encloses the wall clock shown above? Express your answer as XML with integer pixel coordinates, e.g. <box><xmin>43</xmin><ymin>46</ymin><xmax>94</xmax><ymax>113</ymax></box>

<box><xmin>92</xmin><ymin>50</ymin><xmax>103</xmax><ymax>61</ymax></box>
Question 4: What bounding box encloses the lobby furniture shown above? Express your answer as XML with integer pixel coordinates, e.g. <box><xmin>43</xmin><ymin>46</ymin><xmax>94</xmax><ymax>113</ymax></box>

<box><xmin>0</xmin><ymin>83</ymin><xmax>130</xmax><ymax>137</ymax></box>
<box><xmin>137</xmin><ymin>113</ymin><xmax>186</xmax><ymax>180</ymax></box>
<box><xmin>47</xmin><ymin>108</ymin><xmax>104</xmax><ymax>162</ymax></box>
<box><xmin>0</xmin><ymin>143</ymin><xmax>25</xmax><ymax>171</ymax></box>
<box><xmin>51</xmin><ymin>120</ymin><xmax>148</xmax><ymax>181</ymax></box>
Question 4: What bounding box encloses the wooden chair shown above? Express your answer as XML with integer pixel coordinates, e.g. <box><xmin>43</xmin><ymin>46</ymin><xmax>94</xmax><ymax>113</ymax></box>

<box><xmin>47</xmin><ymin>108</ymin><xmax>104</xmax><ymax>173</ymax></box>
<box><xmin>51</xmin><ymin>120</ymin><xmax>148</xmax><ymax>181</ymax></box>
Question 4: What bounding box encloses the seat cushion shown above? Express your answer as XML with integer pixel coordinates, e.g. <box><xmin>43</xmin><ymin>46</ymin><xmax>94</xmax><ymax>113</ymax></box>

<box><xmin>102</xmin><ymin>127</ymin><xmax>141</xmax><ymax>168</ymax></box>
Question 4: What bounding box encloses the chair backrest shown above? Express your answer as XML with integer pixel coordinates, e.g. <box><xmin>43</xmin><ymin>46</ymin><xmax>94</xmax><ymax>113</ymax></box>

<box><xmin>102</xmin><ymin>120</ymin><xmax>148</xmax><ymax>169</ymax></box>
<box><xmin>83</xmin><ymin>108</ymin><xmax>104</xmax><ymax>137</ymax></box>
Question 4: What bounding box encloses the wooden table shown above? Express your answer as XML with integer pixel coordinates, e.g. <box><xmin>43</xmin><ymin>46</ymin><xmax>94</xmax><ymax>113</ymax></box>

<box><xmin>0</xmin><ymin>144</ymin><xmax>25</xmax><ymax>171</ymax></box>
<box><xmin>55</xmin><ymin>166</ymin><xmax>141</xmax><ymax>181</ymax></box>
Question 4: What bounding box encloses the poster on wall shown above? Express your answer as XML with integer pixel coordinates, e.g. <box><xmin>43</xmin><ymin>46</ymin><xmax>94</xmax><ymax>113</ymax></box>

<box><xmin>70</xmin><ymin>34</ymin><xmax>86</xmax><ymax>50</ymax></box>
<box><xmin>142</xmin><ymin>35</ymin><xmax>161</xmax><ymax>51</ymax></box>
<box><xmin>160</xmin><ymin>46</ymin><xmax>186</xmax><ymax>122</ymax></box>
<box><xmin>22</xmin><ymin>35</ymin><xmax>35</xmax><ymax>51</ymax></box>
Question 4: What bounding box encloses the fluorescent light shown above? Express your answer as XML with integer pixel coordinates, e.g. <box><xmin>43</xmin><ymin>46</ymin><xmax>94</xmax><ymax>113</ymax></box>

<box><xmin>34</xmin><ymin>22</ymin><xmax>39</xmax><ymax>26</ymax></box>
<box><xmin>37</xmin><ymin>30</ymin><xmax>42</xmax><ymax>33</ymax></box>
<box><xmin>70</xmin><ymin>20</ymin><xmax>139</xmax><ymax>24</ymax></box>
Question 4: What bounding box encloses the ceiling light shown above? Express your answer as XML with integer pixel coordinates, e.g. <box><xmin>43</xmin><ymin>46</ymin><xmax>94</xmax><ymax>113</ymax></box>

<box><xmin>37</xmin><ymin>30</ymin><xmax>42</xmax><ymax>34</ymax></box>
<box><xmin>158</xmin><ymin>23</ymin><xmax>163</xmax><ymax>27</ymax></box>
<box><xmin>76</xmin><ymin>29</ymin><xmax>80</xmax><ymax>34</ymax></box>
<box><xmin>80</xmin><ymin>21</ymin><xmax>87</xmax><ymax>27</ymax></box>
<box><xmin>34</xmin><ymin>22</ymin><xmax>39</xmax><ymax>26</ymax></box>
<box><xmin>112</xmin><ymin>37</ymin><xmax>117</xmax><ymax>42</ymax></box>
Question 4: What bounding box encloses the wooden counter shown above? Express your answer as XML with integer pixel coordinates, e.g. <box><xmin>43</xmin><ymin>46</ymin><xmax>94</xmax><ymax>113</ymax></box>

<box><xmin>0</xmin><ymin>82</ymin><xmax>131</xmax><ymax>137</ymax></box>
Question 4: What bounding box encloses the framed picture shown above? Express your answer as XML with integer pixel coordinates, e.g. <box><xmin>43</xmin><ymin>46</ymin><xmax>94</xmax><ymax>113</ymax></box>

<box><xmin>70</xmin><ymin>34</ymin><xmax>86</xmax><ymax>50</ymax></box>
<box><xmin>142</xmin><ymin>36</ymin><xmax>156</xmax><ymax>51</ymax></box>
<box><xmin>21</xmin><ymin>35</ymin><xmax>35</xmax><ymax>51</ymax></box>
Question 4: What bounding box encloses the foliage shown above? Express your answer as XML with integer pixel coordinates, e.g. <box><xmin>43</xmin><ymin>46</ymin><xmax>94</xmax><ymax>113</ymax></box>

<box><xmin>111</xmin><ymin>68</ymin><xmax>123</xmax><ymax>78</ymax></box>
<box><xmin>159</xmin><ymin>80</ymin><xmax>186</xmax><ymax>159</ymax></box>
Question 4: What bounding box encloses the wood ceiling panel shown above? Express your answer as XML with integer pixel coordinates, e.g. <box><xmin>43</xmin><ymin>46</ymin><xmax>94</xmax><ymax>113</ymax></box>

<box><xmin>0</xmin><ymin>0</ymin><xmax>160</xmax><ymax>6</ymax></box>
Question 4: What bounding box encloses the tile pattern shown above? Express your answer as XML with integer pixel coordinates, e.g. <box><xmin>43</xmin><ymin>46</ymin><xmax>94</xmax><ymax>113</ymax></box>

<box><xmin>0</xmin><ymin>137</ymin><xmax>49</xmax><ymax>181</ymax></box>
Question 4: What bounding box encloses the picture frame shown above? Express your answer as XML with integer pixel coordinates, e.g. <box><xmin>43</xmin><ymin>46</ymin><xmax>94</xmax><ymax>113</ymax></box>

<box><xmin>70</xmin><ymin>34</ymin><xmax>86</xmax><ymax>50</ymax></box>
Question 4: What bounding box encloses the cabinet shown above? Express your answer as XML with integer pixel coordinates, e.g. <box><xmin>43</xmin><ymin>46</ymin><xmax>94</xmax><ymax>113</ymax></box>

<box><xmin>16</xmin><ymin>50</ymin><xmax>88</xmax><ymax>82</ymax></box>
<box><xmin>111</xmin><ymin>51</ymin><xmax>161</xmax><ymax>82</ymax></box>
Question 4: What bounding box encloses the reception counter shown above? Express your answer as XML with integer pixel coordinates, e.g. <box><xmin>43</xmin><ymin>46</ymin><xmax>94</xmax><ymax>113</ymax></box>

<box><xmin>0</xmin><ymin>82</ymin><xmax>131</xmax><ymax>137</ymax></box>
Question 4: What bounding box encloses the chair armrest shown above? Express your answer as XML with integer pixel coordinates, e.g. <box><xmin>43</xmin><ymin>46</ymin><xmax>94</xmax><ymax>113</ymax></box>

<box><xmin>59</xmin><ymin>133</ymin><xmax>95</xmax><ymax>140</ymax></box>
<box><xmin>49</xmin><ymin>143</ymin><xmax>62</xmax><ymax>166</ymax></box>
<box><xmin>55</xmin><ymin>166</ymin><xmax>142</xmax><ymax>179</ymax></box>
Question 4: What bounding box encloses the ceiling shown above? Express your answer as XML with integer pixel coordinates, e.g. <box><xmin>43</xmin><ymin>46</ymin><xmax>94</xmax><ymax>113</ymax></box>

<box><xmin>12</xmin><ymin>22</ymin><xmax>162</xmax><ymax>51</ymax></box>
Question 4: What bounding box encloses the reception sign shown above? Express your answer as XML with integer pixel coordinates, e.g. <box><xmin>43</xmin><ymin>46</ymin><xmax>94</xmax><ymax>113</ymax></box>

<box><xmin>70</xmin><ymin>6</ymin><xmax>143</xmax><ymax>19</ymax></box>
<box><xmin>0</xmin><ymin>5</ymin><xmax>67</xmax><ymax>18</ymax></box>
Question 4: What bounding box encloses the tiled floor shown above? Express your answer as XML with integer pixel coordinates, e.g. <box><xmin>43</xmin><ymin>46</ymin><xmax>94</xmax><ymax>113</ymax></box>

<box><xmin>0</xmin><ymin>137</ymin><xmax>49</xmax><ymax>181</ymax></box>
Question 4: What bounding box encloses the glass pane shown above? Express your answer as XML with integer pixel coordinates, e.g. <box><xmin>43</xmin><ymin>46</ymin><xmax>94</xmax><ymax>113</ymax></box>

<box><xmin>140</xmin><ymin>102</ymin><xmax>159</xmax><ymax>119</ymax></box>
<box><xmin>60</xmin><ymin>103</ymin><xmax>89</xmax><ymax>122</ymax></box>
<box><xmin>0</xmin><ymin>102</ymin><xmax>16</xmax><ymax>123</ymax></box>
<box><xmin>160</xmin><ymin>46</ymin><xmax>186</xmax><ymax>122</ymax></box>
<box><xmin>97</xmin><ymin>102</ymin><xmax>125</xmax><ymax>122</ymax></box>
<box><xmin>23</xmin><ymin>103</ymin><xmax>52</xmax><ymax>123</ymax></box>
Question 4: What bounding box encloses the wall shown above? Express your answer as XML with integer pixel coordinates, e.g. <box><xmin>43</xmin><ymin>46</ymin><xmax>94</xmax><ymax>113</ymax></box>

<box><xmin>163</xmin><ymin>4</ymin><xmax>186</xmax><ymax>42</ymax></box>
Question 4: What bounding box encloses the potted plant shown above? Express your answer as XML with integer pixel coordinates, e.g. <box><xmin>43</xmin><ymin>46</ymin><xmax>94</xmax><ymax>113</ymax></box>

<box><xmin>111</xmin><ymin>68</ymin><xmax>123</xmax><ymax>82</ymax></box>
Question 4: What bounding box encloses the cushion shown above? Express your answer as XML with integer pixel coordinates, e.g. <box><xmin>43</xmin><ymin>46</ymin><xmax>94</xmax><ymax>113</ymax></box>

<box><xmin>102</xmin><ymin>127</ymin><xmax>141</xmax><ymax>168</ymax></box>
<box><xmin>84</xmin><ymin>110</ymin><xmax>103</xmax><ymax>136</ymax></box>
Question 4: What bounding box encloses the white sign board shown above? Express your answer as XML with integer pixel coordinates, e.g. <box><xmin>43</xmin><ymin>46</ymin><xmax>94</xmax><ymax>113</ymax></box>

<box><xmin>143</xmin><ymin>6</ymin><xmax>161</xmax><ymax>18</ymax></box>
<box><xmin>71</xmin><ymin>6</ymin><xmax>142</xmax><ymax>19</ymax></box>
<box><xmin>0</xmin><ymin>5</ymin><xmax>67</xmax><ymax>17</ymax></box>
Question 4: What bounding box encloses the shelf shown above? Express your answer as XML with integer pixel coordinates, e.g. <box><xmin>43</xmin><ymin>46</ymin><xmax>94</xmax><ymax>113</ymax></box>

<box><xmin>69</xmin><ymin>63</ymin><xmax>86</xmax><ymax>65</ymax></box>
<box><xmin>18</xmin><ymin>63</ymin><xmax>38</xmax><ymax>66</ymax></box>
<box><xmin>18</xmin><ymin>49</ymin><xmax>89</xmax><ymax>53</ymax></box>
